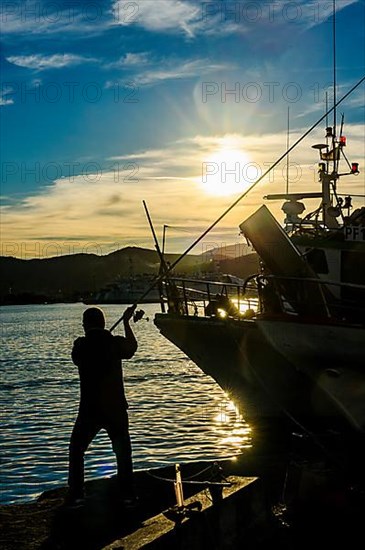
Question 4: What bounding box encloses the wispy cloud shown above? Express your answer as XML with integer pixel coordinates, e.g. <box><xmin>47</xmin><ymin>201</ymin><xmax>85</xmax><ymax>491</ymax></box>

<box><xmin>6</xmin><ymin>53</ymin><xmax>98</xmax><ymax>71</ymax></box>
<box><xmin>112</xmin><ymin>0</ymin><xmax>202</xmax><ymax>37</ymax></box>
<box><xmin>295</xmin><ymin>81</ymin><xmax>365</xmax><ymax>119</ymax></box>
<box><xmin>104</xmin><ymin>57</ymin><xmax>235</xmax><ymax>89</ymax></box>
<box><xmin>111</xmin><ymin>0</ymin><xmax>360</xmax><ymax>39</ymax></box>
<box><xmin>0</xmin><ymin>86</ymin><xmax>14</xmax><ymax>106</ymax></box>
<box><xmin>105</xmin><ymin>52</ymin><xmax>150</xmax><ymax>70</ymax></box>
<box><xmin>1</xmin><ymin>0</ymin><xmax>359</xmax><ymax>42</ymax></box>
<box><xmin>137</xmin><ymin>58</ymin><xmax>234</xmax><ymax>85</ymax></box>
<box><xmin>0</xmin><ymin>1</ymin><xmax>110</xmax><ymax>36</ymax></box>
<box><xmin>105</xmin><ymin>55</ymin><xmax>236</xmax><ymax>87</ymax></box>
<box><xmin>1</xmin><ymin>0</ymin><xmax>202</xmax><ymax>38</ymax></box>
<box><xmin>118</xmin><ymin>52</ymin><xmax>150</xmax><ymax>66</ymax></box>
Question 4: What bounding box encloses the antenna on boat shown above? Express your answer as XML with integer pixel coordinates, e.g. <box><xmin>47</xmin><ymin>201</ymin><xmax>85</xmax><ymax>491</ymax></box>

<box><xmin>310</xmin><ymin>0</ymin><xmax>362</xmax><ymax>228</ymax></box>
<box><xmin>286</xmin><ymin>106</ymin><xmax>290</xmax><ymax>195</ymax></box>
<box><xmin>162</xmin><ymin>224</ymin><xmax>168</xmax><ymax>259</ymax></box>
<box><xmin>332</xmin><ymin>0</ymin><xmax>337</xmax><ymax>153</ymax></box>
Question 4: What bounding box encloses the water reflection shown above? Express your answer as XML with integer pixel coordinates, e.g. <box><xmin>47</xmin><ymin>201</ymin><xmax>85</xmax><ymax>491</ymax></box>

<box><xmin>213</xmin><ymin>396</ymin><xmax>252</xmax><ymax>452</ymax></box>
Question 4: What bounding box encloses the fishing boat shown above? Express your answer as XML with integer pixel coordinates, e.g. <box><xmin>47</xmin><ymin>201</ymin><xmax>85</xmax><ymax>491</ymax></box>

<box><xmin>84</xmin><ymin>274</ymin><xmax>161</xmax><ymax>304</ymax></box>
<box><xmin>151</xmin><ymin>33</ymin><xmax>365</xmax><ymax>440</ymax></box>
<box><xmin>154</xmin><ymin>114</ymin><xmax>365</xmax><ymax>436</ymax></box>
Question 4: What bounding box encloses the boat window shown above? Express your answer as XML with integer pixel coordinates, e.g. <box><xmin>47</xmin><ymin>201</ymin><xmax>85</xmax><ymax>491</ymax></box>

<box><xmin>305</xmin><ymin>248</ymin><xmax>329</xmax><ymax>274</ymax></box>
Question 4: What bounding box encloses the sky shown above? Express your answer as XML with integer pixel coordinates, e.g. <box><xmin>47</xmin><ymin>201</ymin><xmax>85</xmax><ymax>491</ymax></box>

<box><xmin>1</xmin><ymin>0</ymin><xmax>364</xmax><ymax>259</ymax></box>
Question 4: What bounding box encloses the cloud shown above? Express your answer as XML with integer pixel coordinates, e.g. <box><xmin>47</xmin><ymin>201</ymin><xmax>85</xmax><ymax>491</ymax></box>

<box><xmin>6</xmin><ymin>53</ymin><xmax>98</xmax><ymax>71</ymax></box>
<box><xmin>119</xmin><ymin>52</ymin><xmax>150</xmax><ymax>66</ymax></box>
<box><xmin>1</xmin><ymin>0</ymin><xmax>202</xmax><ymax>38</ymax></box>
<box><xmin>0</xmin><ymin>1</ymin><xmax>110</xmax><ymax>36</ymax></box>
<box><xmin>0</xmin><ymin>171</ymin><xmax>212</xmax><ymax>257</ymax></box>
<box><xmin>0</xmin><ymin>86</ymin><xmax>14</xmax><ymax>106</ymax></box>
<box><xmin>107</xmin><ymin>56</ymin><xmax>235</xmax><ymax>87</ymax></box>
<box><xmin>294</xmin><ymin>80</ymin><xmax>365</xmax><ymax>119</ymax></box>
<box><xmin>105</xmin><ymin>52</ymin><xmax>151</xmax><ymax>70</ymax></box>
<box><xmin>1</xmin><ymin>0</ymin><xmax>359</xmax><ymax>43</ymax></box>
<box><xmin>112</xmin><ymin>0</ymin><xmax>201</xmax><ymax>37</ymax></box>
<box><xmin>1</xmin><ymin>124</ymin><xmax>364</xmax><ymax>257</ymax></box>
<box><xmin>104</xmin><ymin>55</ymin><xmax>235</xmax><ymax>88</ymax></box>
<box><xmin>111</xmin><ymin>0</ymin><xmax>360</xmax><ymax>41</ymax></box>
<box><xmin>139</xmin><ymin>58</ymin><xmax>233</xmax><ymax>85</ymax></box>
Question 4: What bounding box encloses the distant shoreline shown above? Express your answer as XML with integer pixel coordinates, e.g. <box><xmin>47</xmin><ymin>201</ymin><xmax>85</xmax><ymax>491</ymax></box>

<box><xmin>0</xmin><ymin>300</ymin><xmax>162</xmax><ymax>307</ymax></box>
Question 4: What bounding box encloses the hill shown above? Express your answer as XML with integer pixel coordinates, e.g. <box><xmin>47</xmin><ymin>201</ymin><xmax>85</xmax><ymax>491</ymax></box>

<box><xmin>0</xmin><ymin>246</ymin><xmax>259</xmax><ymax>304</ymax></box>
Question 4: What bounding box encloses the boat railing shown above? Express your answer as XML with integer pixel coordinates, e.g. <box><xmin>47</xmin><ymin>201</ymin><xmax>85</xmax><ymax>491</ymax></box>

<box><xmin>159</xmin><ymin>273</ymin><xmax>365</xmax><ymax>324</ymax></box>
<box><xmin>160</xmin><ymin>276</ymin><xmax>259</xmax><ymax>318</ymax></box>
<box><xmin>260</xmin><ymin>274</ymin><xmax>365</xmax><ymax>323</ymax></box>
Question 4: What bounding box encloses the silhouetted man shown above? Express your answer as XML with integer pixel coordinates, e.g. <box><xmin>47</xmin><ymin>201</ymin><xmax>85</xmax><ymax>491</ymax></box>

<box><xmin>67</xmin><ymin>305</ymin><xmax>137</xmax><ymax>507</ymax></box>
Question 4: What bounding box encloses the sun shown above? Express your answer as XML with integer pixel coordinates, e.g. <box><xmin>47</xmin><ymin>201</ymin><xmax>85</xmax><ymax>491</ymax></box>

<box><xmin>200</xmin><ymin>137</ymin><xmax>252</xmax><ymax>196</ymax></box>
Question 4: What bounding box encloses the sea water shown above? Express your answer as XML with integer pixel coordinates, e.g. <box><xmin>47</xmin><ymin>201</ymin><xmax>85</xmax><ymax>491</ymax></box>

<box><xmin>0</xmin><ymin>303</ymin><xmax>251</xmax><ymax>505</ymax></box>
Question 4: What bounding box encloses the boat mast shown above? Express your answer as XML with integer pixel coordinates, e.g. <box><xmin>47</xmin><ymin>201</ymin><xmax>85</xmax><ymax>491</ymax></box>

<box><xmin>313</xmin><ymin>0</ymin><xmax>361</xmax><ymax>230</ymax></box>
<box><xmin>286</xmin><ymin>106</ymin><xmax>290</xmax><ymax>195</ymax></box>
<box><xmin>325</xmin><ymin>92</ymin><xmax>329</xmax><ymax>174</ymax></box>
<box><xmin>332</xmin><ymin>0</ymin><xmax>337</xmax><ymax>159</ymax></box>
<box><xmin>315</xmin><ymin>0</ymin><xmax>340</xmax><ymax>229</ymax></box>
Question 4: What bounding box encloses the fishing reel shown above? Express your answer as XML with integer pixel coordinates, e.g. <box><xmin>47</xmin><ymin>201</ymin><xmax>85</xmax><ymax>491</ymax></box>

<box><xmin>133</xmin><ymin>309</ymin><xmax>145</xmax><ymax>323</ymax></box>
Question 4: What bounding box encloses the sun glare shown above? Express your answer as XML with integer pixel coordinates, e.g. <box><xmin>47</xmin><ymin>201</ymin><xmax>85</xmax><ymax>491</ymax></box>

<box><xmin>201</xmin><ymin>138</ymin><xmax>252</xmax><ymax>196</ymax></box>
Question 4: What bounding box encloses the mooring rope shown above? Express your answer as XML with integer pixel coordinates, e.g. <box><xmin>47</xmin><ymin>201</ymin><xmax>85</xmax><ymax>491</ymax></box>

<box><xmin>145</xmin><ymin>465</ymin><xmax>232</xmax><ymax>487</ymax></box>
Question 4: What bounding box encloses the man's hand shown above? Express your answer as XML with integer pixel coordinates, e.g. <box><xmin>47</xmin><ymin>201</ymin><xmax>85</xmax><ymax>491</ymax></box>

<box><xmin>122</xmin><ymin>304</ymin><xmax>137</xmax><ymax>323</ymax></box>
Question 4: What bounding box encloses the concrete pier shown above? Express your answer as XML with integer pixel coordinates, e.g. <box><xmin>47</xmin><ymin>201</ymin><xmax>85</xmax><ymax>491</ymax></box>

<box><xmin>103</xmin><ymin>476</ymin><xmax>270</xmax><ymax>550</ymax></box>
<box><xmin>2</xmin><ymin>448</ymin><xmax>363</xmax><ymax>549</ymax></box>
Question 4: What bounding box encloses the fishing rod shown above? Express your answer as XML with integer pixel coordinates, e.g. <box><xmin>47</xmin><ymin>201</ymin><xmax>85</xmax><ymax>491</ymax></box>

<box><xmin>143</xmin><ymin>200</ymin><xmax>169</xmax><ymax>273</ymax></box>
<box><xmin>109</xmin><ymin>75</ymin><xmax>365</xmax><ymax>332</ymax></box>
<box><xmin>142</xmin><ymin>200</ymin><xmax>169</xmax><ymax>313</ymax></box>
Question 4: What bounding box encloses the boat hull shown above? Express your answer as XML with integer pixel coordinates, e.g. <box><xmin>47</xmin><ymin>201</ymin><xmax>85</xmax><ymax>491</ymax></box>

<box><xmin>257</xmin><ymin>318</ymin><xmax>365</xmax><ymax>432</ymax></box>
<box><xmin>154</xmin><ymin>314</ymin><xmax>277</xmax><ymax>421</ymax></box>
<box><xmin>257</xmin><ymin>318</ymin><xmax>365</xmax><ymax>367</ymax></box>
<box><xmin>154</xmin><ymin>313</ymin><xmax>365</xmax><ymax>435</ymax></box>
